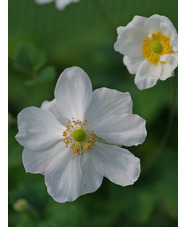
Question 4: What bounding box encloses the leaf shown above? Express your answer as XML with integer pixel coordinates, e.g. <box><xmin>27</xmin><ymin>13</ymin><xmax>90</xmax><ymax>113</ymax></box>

<box><xmin>37</xmin><ymin>66</ymin><xmax>56</xmax><ymax>82</ymax></box>
<box><xmin>24</xmin><ymin>66</ymin><xmax>56</xmax><ymax>86</ymax></box>
<box><xmin>13</xmin><ymin>41</ymin><xmax>47</xmax><ymax>73</ymax></box>
<box><xmin>25</xmin><ymin>66</ymin><xmax>56</xmax><ymax>86</ymax></box>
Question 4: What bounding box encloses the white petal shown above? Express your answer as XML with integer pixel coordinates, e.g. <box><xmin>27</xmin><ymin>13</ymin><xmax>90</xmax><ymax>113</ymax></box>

<box><xmin>22</xmin><ymin>141</ymin><xmax>66</xmax><ymax>174</ymax></box>
<box><xmin>45</xmin><ymin>150</ymin><xmax>82</xmax><ymax>203</ymax></box>
<box><xmin>135</xmin><ymin>60</ymin><xmax>162</xmax><ymax>90</ymax></box>
<box><xmin>160</xmin><ymin>53</ymin><xmax>178</xmax><ymax>81</ymax></box>
<box><xmin>54</xmin><ymin>66</ymin><xmax>92</xmax><ymax>121</ymax></box>
<box><xmin>93</xmin><ymin>113</ymin><xmax>147</xmax><ymax>147</ymax></box>
<box><xmin>131</xmin><ymin>15</ymin><xmax>147</xmax><ymax>27</ymax></box>
<box><xmin>41</xmin><ymin>99</ymin><xmax>69</xmax><ymax>126</ymax></box>
<box><xmin>85</xmin><ymin>88</ymin><xmax>133</xmax><ymax>126</ymax></box>
<box><xmin>117</xmin><ymin>16</ymin><xmax>146</xmax><ymax>33</ymax></box>
<box><xmin>161</xmin><ymin>25</ymin><xmax>178</xmax><ymax>51</ymax></box>
<box><xmin>16</xmin><ymin>107</ymin><xmax>64</xmax><ymax>151</ymax></box>
<box><xmin>123</xmin><ymin>56</ymin><xmax>145</xmax><ymax>74</ymax></box>
<box><xmin>160</xmin><ymin>17</ymin><xmax>178</xmax><ymax>44</ymax></box>
<box><xmin>144</xmin><ymin>14</ymin><xmax>178</xmax><ymax>48</ymax></box>
<box><xmin>169</xmin><ymin>32</ymin><xmax>178</xmax><ymax>51</ymax></box>
<box><xmin>91</xmin><ymin>142</ymin><xmax>140</xmax><ymax>186</ymax></box>
<box><xmin>79</xmin><ymin>152</ymin><xmax>103</xmax><ymax>195</ymax></box>
<box><xmin>56</xmin><ymin>0</ymin><xmax>79</xmax><ymax>9</ymax></box>
<box><xmin>144</xmin><ymin>14</ymin><xmax>165</xmax><ymax>34</ymax></box>
<box><xmin>114</xmin><ymin>24</ymin><xmax>146</xmax><ymax>57</ymax></box>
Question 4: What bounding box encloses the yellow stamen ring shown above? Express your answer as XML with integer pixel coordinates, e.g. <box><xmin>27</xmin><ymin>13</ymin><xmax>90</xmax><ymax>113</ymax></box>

<box><xmin>63</xmin><ymin>119</ymin><xmax>97</xmax><ymax>155</ymax></box>
<box><xmin>142</xmin><ymin>32</ymin><xmax>173</xmax><ymax>65</ymax></box>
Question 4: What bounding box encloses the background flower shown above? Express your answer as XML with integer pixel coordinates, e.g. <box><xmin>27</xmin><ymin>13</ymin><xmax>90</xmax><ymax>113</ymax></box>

<box><xmin>15</xmin><ymin>66</ymin><xmax>147</xmax><ymax>203</ymax></box>
<box><xmin>114</xmin><ymin>14</ymin><xmax>178</xmax><ymax>90</ymax></box>
<box><xmin>35</xmin><ymin>0</ymin><xmax>80</xmax><ymax>10</ymax></box>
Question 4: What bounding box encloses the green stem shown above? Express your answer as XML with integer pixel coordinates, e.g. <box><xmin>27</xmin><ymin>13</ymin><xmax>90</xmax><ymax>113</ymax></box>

<box><xmin>141</xmin><ymin>78</ymin><xmax>176</xmax><ymax>175</ymax></box>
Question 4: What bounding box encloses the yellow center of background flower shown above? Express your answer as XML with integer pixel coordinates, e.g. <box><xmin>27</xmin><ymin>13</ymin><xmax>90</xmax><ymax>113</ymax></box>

<box><xmin>142</xmin><ymin>32</ymin><xmax>173</xmax><ymax>65</ymax></box>
<box><xmin>63</xmin><ymin>119</ymin><xmax>97</xmax><ymax>155</ymax></box>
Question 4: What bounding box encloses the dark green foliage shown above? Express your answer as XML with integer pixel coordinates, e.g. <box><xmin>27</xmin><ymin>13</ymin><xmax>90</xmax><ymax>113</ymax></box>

<box><xmin>13</xmin><ymin>41</ymin><xmax>47</xmax><ymax>73</ymax></box>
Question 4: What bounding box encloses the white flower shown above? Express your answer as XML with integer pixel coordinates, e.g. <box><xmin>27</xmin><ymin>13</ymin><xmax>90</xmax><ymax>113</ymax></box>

<box><xmin>35</xmin><ymin>0</ymin><xmax>80</xmax><ymax>10</ymax></box>
<box><xmin>114</xmin><ymin>14</ymin><xmax>178</xmax><ymax>90</ymax></box>
<box><xmin>16</xmin><ymin>66</ymin><xmax>147</xmax><ymax>203</ymax></box>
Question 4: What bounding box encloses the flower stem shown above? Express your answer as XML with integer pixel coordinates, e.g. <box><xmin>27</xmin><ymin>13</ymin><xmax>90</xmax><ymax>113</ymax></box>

<box><xmin>141</xmin><ymin>78</ymin><xmax>177</xmax><ymax>175</ymax></box>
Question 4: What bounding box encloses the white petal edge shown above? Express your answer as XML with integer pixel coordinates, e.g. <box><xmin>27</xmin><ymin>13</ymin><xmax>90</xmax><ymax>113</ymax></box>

<box><xmin>160</xmin><ymin>18</ymin><xmax>178</xmax><ymax>45</ymax></box>
<box><xmin>41</xmin><ymin>99</ymin><xmax>69</xmax><ymax>126</ymax></box>
<box><xmin>91</xmin><ymin>142</ymin><xmax>141</xmax><ymax>186</ymax></box>
<box><xmin>85</xmin><ymin>88</ymin><xmax>133</xmax><ymax>126</ymax></box>
<box><xmin>160</xmin><ymin>53</ymin><xmax>178</xmax><ymax>81</ymax></box>
<box><xmin>135</xmin><ymin>60</ymin><xmax>162</xmax><ymax>90</ymax></box>
<box><xmin>130</xmin><ymin>15</ymin><xmax>147</xmax><ymax>27</ymax></box>
<box><xmin>93</xmin><ymin>113</ymin><xmax>147</xmax><ymax>147</ymax></box>
<box><xmin>144</xmin><ymin>14</ymin><xmax>165</xmax><ymax>34</ymax></box>
<box><xmin>79</xmin><ymin>152</ymin><xmax>103</xmax><ymax>196</ymax></box>
<box><xmin>45</xmin><ymin>150</ymin><xmax>82</xmax><ymax>203</ymax></box>
<box><xmin>16</xmin><ymin>106</ymin><xmax>64</xmax><ymax>151</ymax></box>
<box><xmin>22</xmin><ymin>140</ymin><xmax>66</xmax><ymax>175</ymax></box>
<box><xmin>114</xmin><ymin>24</ymin><xmax>146</xmax><ymax>57</ymax></box>
<box><xmin>54</xmin><ymin>66</ymin><xmax>93</xmax><ymax>121</ymax></box>
<box><xmin>123</xmin><ymin>56</ymin><xmax>145</xmax><ymax>74</ymax></box>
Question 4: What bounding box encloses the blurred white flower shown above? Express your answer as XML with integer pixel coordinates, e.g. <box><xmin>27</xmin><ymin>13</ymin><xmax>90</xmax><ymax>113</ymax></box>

<box><xmin>16</xmin><ymin>66</ymin><xmax>147</xmax><ymax>203</ymax></box>
<box><xmin>35</xmin><ymin>0</ymin><xmax>80</xmax><ymax>10</ymax></box>
<box><xmin>114</xmin><ymin>14</ymin><xmax>178</xmax><ymax>90</ymax></box>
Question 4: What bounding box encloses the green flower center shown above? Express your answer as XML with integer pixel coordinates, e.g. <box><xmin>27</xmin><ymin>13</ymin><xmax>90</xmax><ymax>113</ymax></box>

<box><xmin>151</xmin><ymin>42</ymin><xmax>163</xmax><ymax>54</ymax></box>
<box><xmin>73</xmin><ymin>129</ymin><xmax>86</xmax><ymax>142</ymax></box>
<box><xmin>63</xmin><ymin>119</ymin><xmax>97</xmax><ymax>155</ymax></box>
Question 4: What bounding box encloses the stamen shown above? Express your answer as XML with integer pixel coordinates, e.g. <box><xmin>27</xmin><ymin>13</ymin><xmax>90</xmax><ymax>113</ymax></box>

<box><xmin>63</xmin><ymin>119</ymin><xmax>97</xmax><ymax>155</ymax></box>
<box><xmin>142</xmin><ymin>32</ymin><xmax>173</xmax><ymax>64</ymax></box>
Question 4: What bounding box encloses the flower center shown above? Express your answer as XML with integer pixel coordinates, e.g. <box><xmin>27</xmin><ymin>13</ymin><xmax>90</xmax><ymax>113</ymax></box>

<box><xmin>151</xmin><ymin>42</ymin><xmax>163</xmax><ymax>54</ymax></box>
<box><xmin>63</xmin><ymin>119</ymin><xmax>97</xmax><ymax>155</ymax></box>
<box><xmin>142</xmin><ymin>32</ymin><xmax>173</xmax><ymax>64</ymax></box>
<box><xmin>73</xmin><ymin>129</ymin><xmax>86</xmax><ymax>142</ymax></box>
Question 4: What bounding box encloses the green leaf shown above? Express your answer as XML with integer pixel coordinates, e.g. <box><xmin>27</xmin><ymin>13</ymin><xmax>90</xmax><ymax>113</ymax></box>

<box><xmin>13</xmin><ymin>41</ymin><xmax>47</xmax><ymax>73</ymax></box>
<box><xmin>24</xmin><ymin>66</ymin><xmax>56</xmax><ymax>86</ymax></box>
<box><xmin>37</xmin><ymin>66</ymin><xmax>56</xmax><ymax>82</ymax></box>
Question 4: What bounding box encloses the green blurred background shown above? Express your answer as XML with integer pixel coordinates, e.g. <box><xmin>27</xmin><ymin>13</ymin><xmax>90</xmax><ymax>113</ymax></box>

<box><xmin>8</xmin><ymin>0</ymin><xmax>178</xmax><ymax>226</ymax></box>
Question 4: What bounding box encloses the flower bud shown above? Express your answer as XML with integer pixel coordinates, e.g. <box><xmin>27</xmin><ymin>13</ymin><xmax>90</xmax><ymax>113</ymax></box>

<box><xmin>13</xmin><ymin>199</ymin><xmax>29</xmax><ymax>212</ymax></box>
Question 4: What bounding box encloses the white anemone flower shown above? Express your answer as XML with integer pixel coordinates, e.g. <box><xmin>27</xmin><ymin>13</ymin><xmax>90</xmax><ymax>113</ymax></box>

<box><xmin>35</xmin><ymin>0</ymin><xmax>80</xmax><ymax>10</ymax></box>
<box><xmin>114</xmin><ymin>14</ymin><xmax>178</xmax><ymax>90</ymax></box>
<box><xmin>16</xmin><ymin>66</ymin><xmax>147</xmax><ymax>203</ymax></box>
